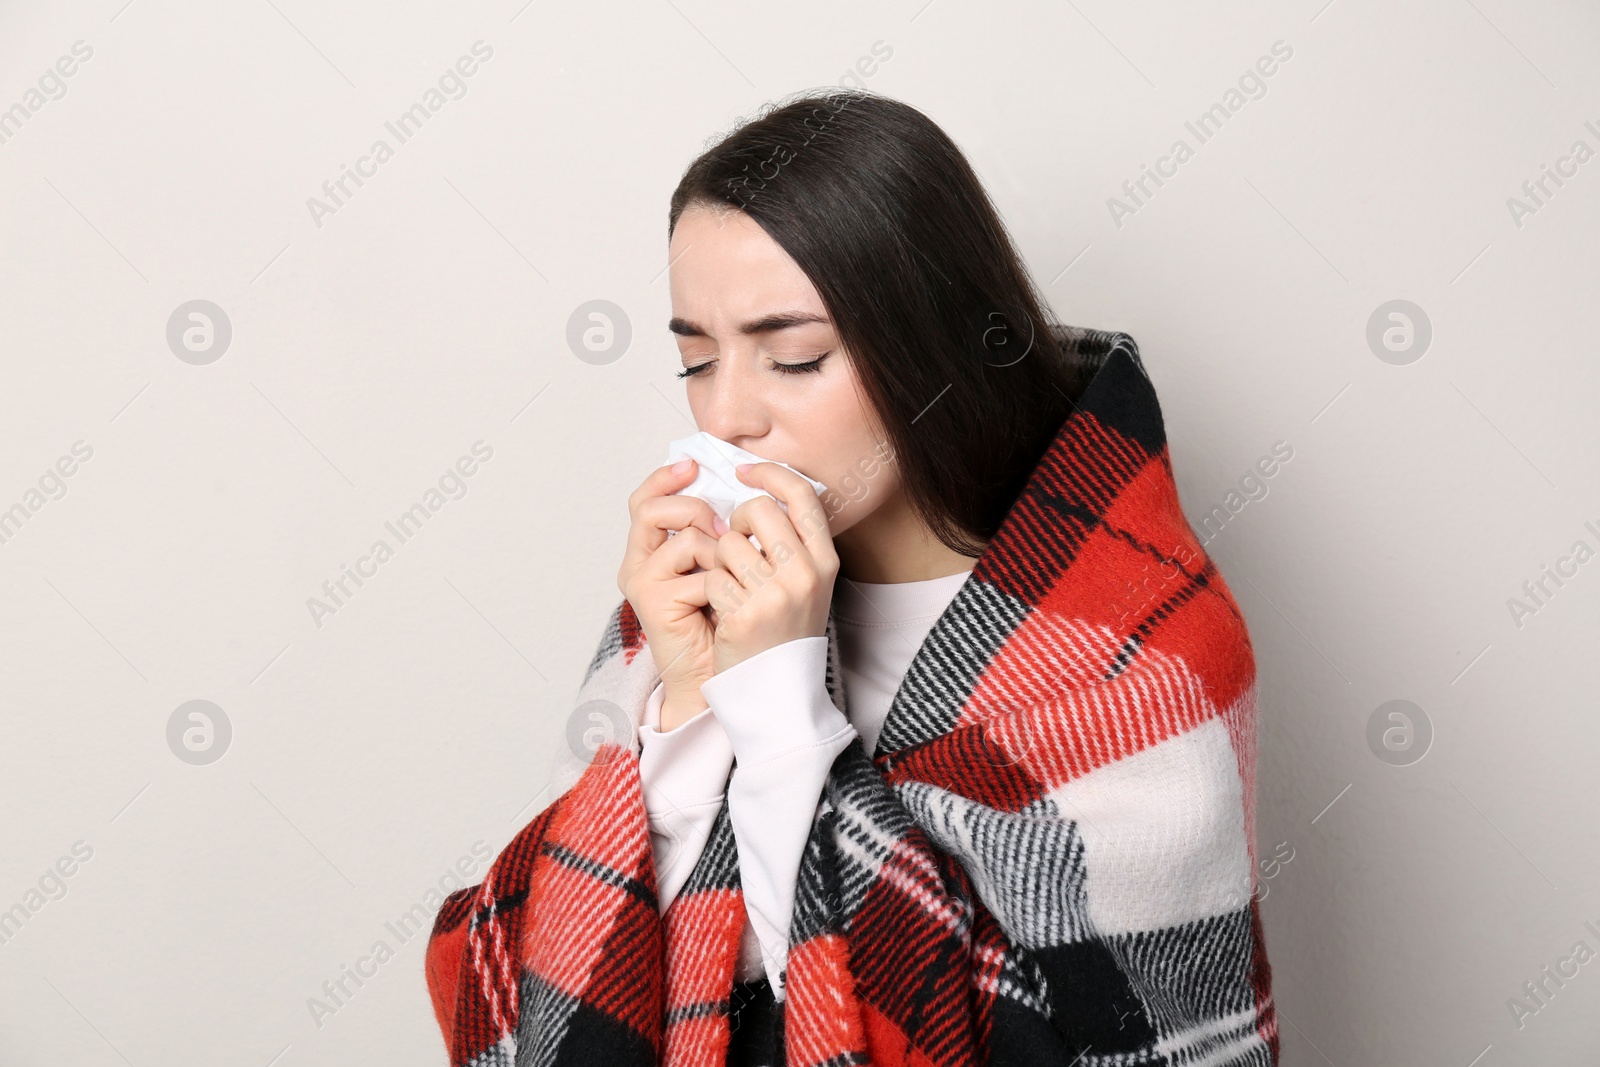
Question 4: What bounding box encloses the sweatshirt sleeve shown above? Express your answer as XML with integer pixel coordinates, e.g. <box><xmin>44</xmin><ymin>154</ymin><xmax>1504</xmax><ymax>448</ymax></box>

<box><xmin>637</xmin><ymin>680</ymin><xmax>734</xmax><ymax>913</ymax></box>
<box><xmin>699</xmin><ymin>635</ymin><xmax>858</xmax><ymax>1001</ymax></box>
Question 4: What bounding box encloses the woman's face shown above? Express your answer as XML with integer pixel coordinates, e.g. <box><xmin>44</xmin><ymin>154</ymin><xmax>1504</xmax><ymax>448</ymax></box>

<box><xmin>667</xmin><ymin>202</ymin><xmax>897</xmax><ymax>539</ymax></box>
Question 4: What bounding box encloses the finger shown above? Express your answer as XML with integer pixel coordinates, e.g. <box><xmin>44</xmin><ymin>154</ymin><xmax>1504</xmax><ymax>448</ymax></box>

<box><xmin>709</xmin><ymin>527</ymin><xmax>769</xmax><ymax>601</ymax></box>
<box><xmin>728</xmin><ymin>494</ymin><xmax>797</xmax><ymax>564</ymax></box>
<box><xmin>628</xmin><ymin>458</ymin><xmax>701</xmax><ymax>518</ymax></box>
<box><xmin>734</xmin><ymin>462</ymin><xmax>833</xmax><ymax>558</ymax></box>
<box><xmin>626</xmin><ymin>458</ymin><xmax>713</xmax><ymax>548</ymax></box>
<box><xmin>634</xmin><ymin>460</ymin><xmax>717</xmax><ymax>522</ymax></box>
<box><xmin>637</xmin><ymin>492</ymin><xmax>720</xmax><ymax>542</ymax></box>
<box><xmin>640</xmin><ymin>525</ymin><xmax>719</xmax><ymax>582</ymax></box>
<box><xmin>703</xmin><ymin>560</ymin><xmax>744</xmax><ymax>620</ymax></box>
<box><xmin>622</xmin><ymin>461</ymin><xmax>718</xmax><ymax>570</ymax></box>
<box><xmin>657</xmin><ymin>570</ymin><xmax>711</xmax><ymax>611</ymax></box>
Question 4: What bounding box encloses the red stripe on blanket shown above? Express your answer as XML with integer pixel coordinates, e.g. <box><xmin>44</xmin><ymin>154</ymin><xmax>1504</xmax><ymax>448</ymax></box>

<box><xmin>663</xmin><ymin>885</ymin><xmax>743</xmax><ymax>1008</ymax></box>
<box><xmin>424</xmin><ymin>896</ymin><xmax>470</xmax><ymax>1051</ymax></box>
<box><xmin>426</xmin><ymin>796</ymin><xmax>566</xmax><ymax>1063</ymax></box>
<box><xmin>858</xmin><ymin>1000</ymin><xmax>945</xmax><ymax>1067</ymax></box>
<box><xmin>620</xmin><ymin>598</ymin><xmax>648</xmax><ymax>663</ymax></box>
<box><xmin>664</xmin><ymin>1013</ymin><xmax>733</xmax><ymax>1067</ymax></box>
<box><xmin>977</xmin><ymin>411</ymin><xmax>1149</xmax><ymax>609</ymax></box>
<box><xmin>843</xmin><ymin>838</ymin><xmax>984</xmax><ymax>1067</ymax></box>
<box><xmin>521</xmin><ymin>744</ymin><xmax>663</xmax><ymax>1043</ymax></box>
<box><xmin>784</xmin><ymin>932</ymin><xmax>869</xmax><ymax>1067</ymax></box>
<box><xmin>888</xmin><ymin>449</ymin><xmax>1259</xmax><ymax>806</ymax></box>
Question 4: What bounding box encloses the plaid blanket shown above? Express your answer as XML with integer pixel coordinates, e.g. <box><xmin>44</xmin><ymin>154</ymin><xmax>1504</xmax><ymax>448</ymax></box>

<box><xmin>425</xmin><ymin>328</ymin><xmax>1279</xmax><ymax>1066</ymax></box>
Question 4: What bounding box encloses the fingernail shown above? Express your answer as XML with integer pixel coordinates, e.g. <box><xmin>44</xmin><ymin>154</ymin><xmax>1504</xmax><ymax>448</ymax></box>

<box><xmin>713</xmin><ymin>515</ymin><xmax>730</xmax><ymax>535</ymax></box>
<box><xmin>735</xmin><ymin>463</ymin><xmax>752</xmax><ymax>475</ymax></box>
<box><xmin>672</xmin><ymin>458</ymin><xmax>693</xmax><ymax>474</ymax></box>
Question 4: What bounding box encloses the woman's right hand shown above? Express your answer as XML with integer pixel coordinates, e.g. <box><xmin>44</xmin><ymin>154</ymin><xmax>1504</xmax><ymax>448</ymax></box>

<box><xmin>617</xmin><ymin>458</ymin><xmax>729</xmax><ymax>721</ymax></box>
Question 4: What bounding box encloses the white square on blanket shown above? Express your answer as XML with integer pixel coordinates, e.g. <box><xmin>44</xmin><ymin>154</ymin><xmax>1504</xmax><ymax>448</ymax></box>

<box><xmin>1047</xmin><ymin>714</ymin><xmax>1254</xmax><ymax>935</ymax></box>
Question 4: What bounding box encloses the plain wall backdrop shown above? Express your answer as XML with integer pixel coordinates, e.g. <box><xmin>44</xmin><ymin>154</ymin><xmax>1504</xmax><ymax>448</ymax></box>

<box><xmin>2</xmin><ymin>0</ymin><xmax>1598</xmax><ymax>1063</ymax></box>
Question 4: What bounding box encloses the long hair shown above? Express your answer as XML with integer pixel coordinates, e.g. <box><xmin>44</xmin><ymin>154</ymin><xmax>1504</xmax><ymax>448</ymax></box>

<box><xmin>669</xmin><ymin>89</ymin><xmax>1106</xmax><ymax>557</ymax></box>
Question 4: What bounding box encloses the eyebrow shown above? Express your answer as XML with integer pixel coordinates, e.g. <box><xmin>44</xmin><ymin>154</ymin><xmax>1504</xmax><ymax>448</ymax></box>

<box><xmin>667</xmin><ymin>311</ymin><xmax>829</xmax><ymax>337</ymax></box>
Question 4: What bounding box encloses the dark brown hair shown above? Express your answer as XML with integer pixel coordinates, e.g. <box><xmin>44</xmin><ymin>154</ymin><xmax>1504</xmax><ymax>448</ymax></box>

<box><xmin>668</xmin><ymin>89</ymin><xmax>1105</xmax><ymax>557</ymax></box>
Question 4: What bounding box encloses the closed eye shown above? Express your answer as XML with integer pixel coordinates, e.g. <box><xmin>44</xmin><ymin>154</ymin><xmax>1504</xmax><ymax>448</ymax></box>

<box><xmin>676</xmin><ymin>352</ymin><xmax>831</xmax><ymax>379</ymax></box>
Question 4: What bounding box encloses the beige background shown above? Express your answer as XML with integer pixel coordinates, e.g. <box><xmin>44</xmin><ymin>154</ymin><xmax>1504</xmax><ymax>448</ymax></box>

<box><xmin>2</xmin><ymin>0</ymin><xmax>1598</xmax><ymax>1063</ymax></box>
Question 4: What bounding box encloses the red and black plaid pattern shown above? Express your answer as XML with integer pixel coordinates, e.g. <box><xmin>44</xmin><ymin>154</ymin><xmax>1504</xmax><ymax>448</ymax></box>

<box><xmin>426</xmin><ymin>329</ymin><xmax>1279</xmax><ymax>1066</ymax></box>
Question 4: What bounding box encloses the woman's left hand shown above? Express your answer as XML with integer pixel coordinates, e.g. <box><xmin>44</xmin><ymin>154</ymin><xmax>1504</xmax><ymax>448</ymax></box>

<box><xmin>706</xmin><ymin>461</ymin><xmax>840</xmax><ymax>675</ymax></box>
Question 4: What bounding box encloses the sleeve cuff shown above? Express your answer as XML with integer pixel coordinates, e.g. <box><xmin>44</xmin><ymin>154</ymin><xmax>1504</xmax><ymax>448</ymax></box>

<box><xmin>637</xmin><ymin>681</ymin><xmax>734</xmax><ymax>914</ymax></box>
<box><xmin>699</xmin><ymin>636</ymin><xmax>852</xmax><ymax>768</ymax></box>
<box><xmin>638</xmin><ymin>682</ymin><xmax>735</xmax><ymax>807</ymax></box>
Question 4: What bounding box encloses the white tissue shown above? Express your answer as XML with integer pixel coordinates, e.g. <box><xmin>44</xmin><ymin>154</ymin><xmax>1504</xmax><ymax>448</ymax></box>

<box><xmin>664</xmin><ymin>431</ymin><xmax>828</xmax><ymax>552</ymax></box>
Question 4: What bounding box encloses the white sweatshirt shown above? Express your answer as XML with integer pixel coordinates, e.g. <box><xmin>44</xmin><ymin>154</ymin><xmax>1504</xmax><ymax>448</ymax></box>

<box><xmin>636</xmin><ymin>568</ymin><xmax>973</xmax><ymax>1001</ymax></box>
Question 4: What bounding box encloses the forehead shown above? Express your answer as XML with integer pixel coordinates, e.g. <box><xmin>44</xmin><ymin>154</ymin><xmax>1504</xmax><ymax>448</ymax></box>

<box><xmin>668</xmin><ymin>204</ymin><xmax>826</xmax><ymax>322</ymax></box>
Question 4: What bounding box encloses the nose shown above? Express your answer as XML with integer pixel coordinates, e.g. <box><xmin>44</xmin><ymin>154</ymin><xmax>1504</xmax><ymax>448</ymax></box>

<box><xmin>693</xmin><ymin>349</ymin><xmax>768</xmax><ymax>445</ymax></box>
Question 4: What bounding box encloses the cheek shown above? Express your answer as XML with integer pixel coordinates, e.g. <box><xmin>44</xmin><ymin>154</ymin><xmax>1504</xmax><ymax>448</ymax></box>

<box><xmin>816</xmin><ymin>440</ymin><xmax>898</xmax><ymax>526</ymax></box>
<box><xmin>806</xmin><ymin>370</ymin><xmax>877</xmax><ymax>449</ymax></box>
<box><xmin>806</xmin><ymin>373</ymin><xmax>892</xmax><ymax>512</ymax></box>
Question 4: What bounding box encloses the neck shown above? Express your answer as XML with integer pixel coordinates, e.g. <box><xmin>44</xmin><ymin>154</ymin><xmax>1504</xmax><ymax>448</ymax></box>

<box><xmin>833</xmin><ymin>488</ymin><xmax>982</xmax><ymax>584</ymax></box>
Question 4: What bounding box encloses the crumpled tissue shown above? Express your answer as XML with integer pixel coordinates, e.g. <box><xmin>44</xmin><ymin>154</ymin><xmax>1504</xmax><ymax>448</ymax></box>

<box><xmin>664</xmin><ymin>431</ymin><xmax>828</xmax><ymax>553</ymax></box>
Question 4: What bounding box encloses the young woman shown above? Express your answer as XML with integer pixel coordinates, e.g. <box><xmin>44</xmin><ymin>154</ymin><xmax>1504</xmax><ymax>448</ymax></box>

<box><xmin>426</xmin><ymin>90</ymin><xmax>1278</xmax><ymax>1067</ymax></box>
